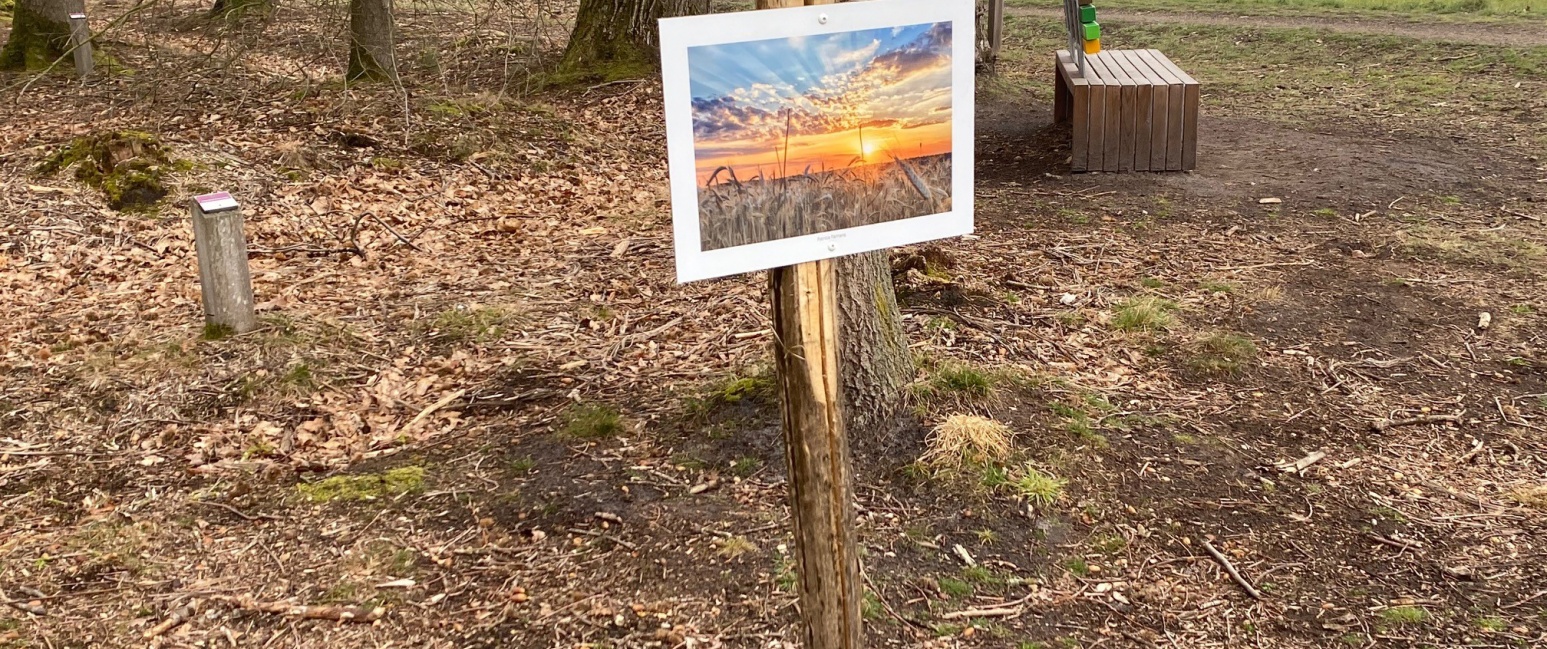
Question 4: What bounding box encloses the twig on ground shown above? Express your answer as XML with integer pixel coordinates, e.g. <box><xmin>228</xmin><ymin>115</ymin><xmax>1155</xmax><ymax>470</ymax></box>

<box><xmin>940</xmin><ymin>592</ymin><xmax>1038</xmax><ymax>620</ymax></box>
<box><xmin>1200</xmin><ymin>538</ymin><xmax>1265</xmax><ymax>600</ymax></box>
<box><xmin>231</xmin><ymin>595</ymin><xmax>385</xmax><ymax>622</ymax></box>
<box><xmin>401</xmin><ymin>389</ymin><xmax>467</xmax><ymax>434</ymax></box>
<box><xmin>144</xmin><ymin>603</ymin><xmax>195</xmax><ymax>638</ymax></box>
<box><xmin>1370</xmin><ymin>413</ymin><xmax>1462</xmax><ymax>432</ymax></box>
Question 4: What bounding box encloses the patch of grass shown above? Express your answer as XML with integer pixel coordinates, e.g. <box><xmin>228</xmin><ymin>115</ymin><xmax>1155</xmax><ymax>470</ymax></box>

<box><xmin>1010</xmin><ymin>464</ymin><xmax>1066</xmax><ymax>507</ymax></box>
<box><xmin>1063</xmin><ymin>557</ymin><xmax>1091</xmax><ymax>577</ymax></box>
<box><xmin>774</xmin><ymin>556</ymin><xmax>797</xmax><ymax>592</ymax></box>
<box><xmin>1313</xmin><ymin>207</ymin><xmax>1338</xmax><ymax>218</ymax></box>
<box><xmin>1058</xmin><ymin>208</ymin><xmax>1091</xmax><ymax>225</ymax></box>
<box><xmin>509</xmin><ymin>456</ymin><xmax>536</xmax><ymax>474</ymax></box>
<box><xmin>1110</xmin><ymin>296</ymin><xmax>1177</xmax><ymax>332</ymax></box>
<box><xmin>937</xmin><ymin>576</ymin><xmax>973</xmax><ymax>598</ymax></box>
<box><xmin>296</xmin><ymin>466</ymin><xmax>427</xmax><ymax>503</ymax></box>
<box><xmin>979</xmin><ymin>463</ymin><xmax>1011</xmax><ymax>490</ymax></box>
<box><xmin>425</xmin><ymin>305</ymin><xmax>513</xmax><ymax>343</ymax></box>
<box><xmin>1399</xmin><ymin>226</ymin><xmax>1546</xmax><ymax>273</ymax></box>
<box><xmin>1140</xmin><ymin>276</ymin><xmax>1165</xmax><ymax>289</ymax></box>
<box><xmin>933</xmin><ymin>622</ymin><xmax>964</xmax><ymax>637</ymax></box>
<box><xmin>1339</xmin><ymin>633</ymin><xmax>1365</xmax><ymax>646</ymax></box>
<box><xmin>1198</xmin><ymin>280</ymin><xmax>1236</xmax><ymax>294</ymax></box>
<box><xmin>1510</xmin><ymin>304</ymin><xmax>1536</xmax><ymax>315</ymax></box>
<box><xmin>1380</xmin><ymin>606</ymin><xmax>1427</xmax><ymax>625</ymax></box>
<box><xmin>1183</xmin><ymin>332</ymin><xmax>1258</xmax><ymax>376</ymax></box>
<box><xmin>862</xmin><ymin>590</ymin><xmax>884</xmax><ymax>620</ymax></box>
<box><xmin>560</xmin><ymin>403</ymin><xmax>623</xmax><ymax>439</ymax></box>
<box><xmin>920</xmin><ymin>415</ymin><xmax>1014</xmax><ymax>472</ymax></box>
<box><xmin>715</xmin><ymin>535</ymin><xmax>758</xmax><ymax>560</ymax></box>
<box><xmin>961</xmin><ymin>565</ymin><xmax>1000</xmax><ymax>585</ymax></box>
<box><xmin>730</xmin><ymin>456</ymin><xmax>761</xmax><ymax>478</ymax></box>
<box><xmin>1091</xmin><ymin>534</ymin><xmax>1126</xmax><ymax>555</ymax></box>
<box><xmin>1476</xmin><ymin>616</ymin><xmax>1506</xmax><ymax>631</ymax></box>
<box><xmin>974</xmin><ymin>528</ymin><xmax>1000</xmax><ymax>544</ymax></box>
<box><xmin>1048</xmin><ymin>401</ymin><xmax>1105</xmax><ymax>446</ymax></box>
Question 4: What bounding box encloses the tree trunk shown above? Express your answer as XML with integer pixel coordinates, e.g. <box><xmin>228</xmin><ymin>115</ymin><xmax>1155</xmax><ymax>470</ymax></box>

<box><xmin>835</xmin><ymin>250</ymin><xmax>912</xmax><ymax>442</ymax></box>
<box><xmin>0</xmin><ymin>0</ymin><xmax>76</xmax><ymax>71</ymax></box>
<box><xmin>346</xmin><ymin>0</ymin><xmax>397</xmax><ymax>83</ymax></box>
<box><xmin>558</xmin><ymin>0</ymin><xmax>709</xmax><ymax>81</ymax></box>
<box><xmin>753</xmin><ymin>0</ymin><xmax>914</xmax><ymax>444</ymax></box>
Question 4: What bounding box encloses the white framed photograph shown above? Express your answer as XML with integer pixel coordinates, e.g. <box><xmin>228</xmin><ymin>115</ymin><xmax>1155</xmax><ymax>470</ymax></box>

<box><xmin>661</xmin><ymin>0</ymin><xmax>976</xmax><ymax>283</ymax></box>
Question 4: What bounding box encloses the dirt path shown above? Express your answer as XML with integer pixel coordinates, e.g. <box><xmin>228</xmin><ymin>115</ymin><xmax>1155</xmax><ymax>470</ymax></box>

<box><xmin>1006</xmin><ymin>5</ymin><xmax>1547</xmax><ymax>48</ymax></box>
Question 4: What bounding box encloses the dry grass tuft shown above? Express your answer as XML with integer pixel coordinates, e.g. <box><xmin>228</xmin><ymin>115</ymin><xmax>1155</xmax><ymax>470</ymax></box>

<box><xmin>921</xmin><ymin>415</ymin><xmax>1013</xmax><ymax>471</ymax></box>
<box><xmin>1508</xmin><ymin>484</ymin><xmax>1547</xmax><ymax>509</ymax></box>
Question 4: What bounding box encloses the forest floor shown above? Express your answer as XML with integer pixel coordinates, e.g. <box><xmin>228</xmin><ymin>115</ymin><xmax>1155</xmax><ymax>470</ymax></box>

<box><xmin>2</xmin><ymin>1</ymin><xmax>1546</xmax><ymax>648</ymax></box>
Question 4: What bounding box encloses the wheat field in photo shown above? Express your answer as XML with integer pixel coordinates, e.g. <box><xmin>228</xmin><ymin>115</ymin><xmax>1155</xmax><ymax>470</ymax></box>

<box><xmin>698</xmin><ymin>153</ymin><xmax>952</xmax><ymax>251</ymax></box>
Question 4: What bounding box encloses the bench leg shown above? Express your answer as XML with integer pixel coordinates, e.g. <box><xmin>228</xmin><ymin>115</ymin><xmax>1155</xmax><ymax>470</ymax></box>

<box><xmin>1053</xmin><ymin>63</ymin><xmax>1071</xmax><ymax>124</ymax></box>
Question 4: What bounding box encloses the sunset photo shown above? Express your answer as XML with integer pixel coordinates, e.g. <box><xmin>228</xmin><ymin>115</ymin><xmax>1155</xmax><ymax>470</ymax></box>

<box><xmin>688</xmin><ymin>21</ymin><xmax>954</xmax><ymax>251</ymax></box>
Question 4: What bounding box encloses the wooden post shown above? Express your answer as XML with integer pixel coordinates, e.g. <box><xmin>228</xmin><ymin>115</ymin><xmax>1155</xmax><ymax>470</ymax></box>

<box><xmin>754</xmin><ymin>3</ymin><xmax>859</xmax><ymax>648</ymax></box>
<box><xmin>770</xmin><ymin>260</ymin><xmax>861</xmax><ymax>649</ymax></box>
<box><xmin>987</xmin><ymin>0</ymin><xmax>1004</xmax><ymax>67</ymax></box>
<box><xmin>68</xmin><ymin>13</ymin><xmax>93</xmax><ymax>79</ymax></box>
<box><xmin>190</xmin><ymin>192</ymin><xmax>257</xmax><ymax>334</ymax></box>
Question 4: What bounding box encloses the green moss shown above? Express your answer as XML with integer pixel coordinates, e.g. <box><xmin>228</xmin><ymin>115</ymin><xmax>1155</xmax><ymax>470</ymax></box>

<box><xmin>0</xmin><ymin>2</ymin><xmax>69</xmax><ymax>71</ymax></box>
<box><xmin>37</xmin><ymin>131</ymin><xmax>173</xmax><ymax>211</ymax></box>
<box><xmin>296</xmin><ymin>466</ymin><xmax>427</xmax><ymax>503</ymax></box>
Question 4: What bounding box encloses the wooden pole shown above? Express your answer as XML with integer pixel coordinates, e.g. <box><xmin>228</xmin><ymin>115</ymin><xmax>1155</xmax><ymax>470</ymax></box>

<box><xmin>68</xmin><ymin>13</ymin><xmax>93</xmax><ymax>79</ymax></box>
<box><xmin>752</xmin><ymin>3</ymin><xmax>860</xmax><ymax>647</ymax></box>
<box><xmin>770</xmin><ymin>260</ymin><xmax>861</xmax><ymax>649</ymax></box>
<box><xmin>987</xmin><ymin>0</ymin><xmax>1004</xmax><ymax>67</ymax></box>
<box><xmin>190</xmin><ymin>192</ymin><xmax>257</xmax><ymax>335</ymax></box>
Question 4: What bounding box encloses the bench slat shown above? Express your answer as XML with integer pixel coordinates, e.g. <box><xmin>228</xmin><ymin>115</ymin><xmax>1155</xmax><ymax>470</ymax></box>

<box><xmin>1085</xmin><ymin>55</ymin><xmax>1123</xmax><ymax>172</ymax></box>
<box><xmin>1134</xmin><ymin>49</ymin><xmax>1185</xmax><ymax>171</ymax></box>
<box><xmin>1150</xmin><ymin>50</ymin><xmax>1200</xmax><ymax>171</ymax></box>
<box><xmin>1109</xmin><ymin>51</ymin><xmax>1154</xmax><ymax>173</ymax></box>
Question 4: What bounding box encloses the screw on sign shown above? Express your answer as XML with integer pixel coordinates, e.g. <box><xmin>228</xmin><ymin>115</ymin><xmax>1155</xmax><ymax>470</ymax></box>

<box><xmin>659</xmin><ymin>1</ymin><xmax>976</xmax><ymax>646</ymax></box>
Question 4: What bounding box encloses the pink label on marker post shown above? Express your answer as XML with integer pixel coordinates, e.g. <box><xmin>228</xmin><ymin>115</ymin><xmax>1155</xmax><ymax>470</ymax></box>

<box><xmin>194</xmin><ymin>192</ymin><xmax>239</xmax><ymax>213</ymax></box>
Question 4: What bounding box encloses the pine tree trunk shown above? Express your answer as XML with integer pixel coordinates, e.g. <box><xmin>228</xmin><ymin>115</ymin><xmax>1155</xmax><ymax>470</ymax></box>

<box><xmin>835</xmin><ymin>250</ymin><xmax>912</xmax><ymax>442</ymax></box>
<box><xmin>1</xmin><ymin>0</ymin><xmax>76</xmax><ymax>71</ymax></box>
<box><xmin>558</xmin><ymin>0</ymin><xmax>708</xmax><ymax>80</ymax></box>
<box><xmin>346</xmin><ymin>0</ymin><xmax>397</xmax><ymax>82</ymax></box>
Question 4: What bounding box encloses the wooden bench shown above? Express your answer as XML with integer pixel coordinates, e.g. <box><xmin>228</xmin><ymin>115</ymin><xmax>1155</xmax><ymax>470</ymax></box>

<box><xmin>1053</xmin><ymin>49</ymin><xmax>1199</xmax><ymax>173</ymax></box>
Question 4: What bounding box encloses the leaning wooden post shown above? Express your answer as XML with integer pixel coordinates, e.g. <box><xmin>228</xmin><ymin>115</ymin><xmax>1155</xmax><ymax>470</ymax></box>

<box><xmin>190</xmin><ymin>192</ymin><xmax>257</xmax><ymax>335</ymax></box>
<box><xmin>68</xmin><ymin>13</ymin><xmax>93</xmax><ymax>79</ymax></box>
<box><xmin>770</xmin><ymin>260</ymin><xmax>861</xmax><ymax>649</ymax></box>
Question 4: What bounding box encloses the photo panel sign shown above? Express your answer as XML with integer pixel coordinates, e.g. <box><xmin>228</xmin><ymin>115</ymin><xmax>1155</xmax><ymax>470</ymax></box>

<box><xmin>661</xmin><ymin>0</ymin><xmax>976</xmax><ymax>282</ymax></box>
